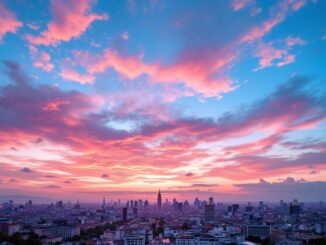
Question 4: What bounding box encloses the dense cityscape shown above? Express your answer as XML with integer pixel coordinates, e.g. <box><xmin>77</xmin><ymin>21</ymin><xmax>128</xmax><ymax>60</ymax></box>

<box><xmin>1</xmin><ymin>191</ymin><xmax>325</xmax><ymax>245</ymax></box>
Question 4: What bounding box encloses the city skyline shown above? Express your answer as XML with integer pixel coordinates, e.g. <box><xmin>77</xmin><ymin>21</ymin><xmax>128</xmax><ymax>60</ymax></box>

<box><xmin>0</xmin><ymin>0</ymin><xmax>326</xmax><ymax>203</ymax></box>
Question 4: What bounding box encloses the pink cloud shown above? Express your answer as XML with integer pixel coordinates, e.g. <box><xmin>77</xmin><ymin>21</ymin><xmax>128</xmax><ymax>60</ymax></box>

<box><xmin>253</xmin><ymin>42</ymin><xmax>287</xmax><ymax>70</ymax></box>
<box><xmin>28</xmin><ymin>45</ymin><xmax>54</xmax><ymax>71</ymax></box>
<box><xmin>76</xmin><ymin>47</ymin><xmax>237</xmax><ymax>98</ymax></box>
<box><xmin>62</xmin><ymin>1</ymin><xmax>309</xmax><ymax>98</ymax></box>
<box><xmin>27</xmin><ymin>23</ymin><xmax>40</xmax><ymax>31</ymax></box>
<box><xmin>240</xmin><ymin>0</ymin><xmax>308</xmax><ymax>43</ymax></box>
<box><xmin>292</xmin><ymin>0</ymin><xmax>307</xmax><ymax>11</ymax></box>
<box><xmin>0</xmin><ymin>2</ymin><xmax>23</xmax><ymax>42</ymax></box>
<box><xmin>121</xmin><ymin>32</ymin><xmax>129</xmax><ymax>40</ymax></box>
<box><xmin>25</xmin><ymin>0</ymin><xmax>108</xmax><ymax>46</ymax></box>
<box><xmin>286</xmin><ymin>36</ymin><xmax>306</xmax><ymax>47</ymax></box>
<box><xmin>43</xmin><ymin>99</ymin><xmax>71</xmax><ymax>112</ymax></box>
<box><xmin>231</xmin><ymin>0</ymin><xmax>261</xmax><ymax>15</ymax></box>
<box><xmin>87</xmin><ymin>49</ymin><xmax>156</xmax><ymax>80</ymax></box>
<box><xmin>1</xmin><ymin>62</ymin><xmax>325</xmax><ymax>194</ymax></box>
<box><xmin>60</xmin><ymin>69</ymin><xmax>95</xmax><ymax>84</ymax></box>
<box><xmin>231</xmin><ymin>0</ymin><xmax>255</xmax><ymax>11</ymax></box>
<box><xmin>224</xmin><ymin>134</ymin><xmax>283</xmax><ymax>155</ymax></box>
<box><xmin>253</xmin><ymin>36</ymin><xmax>305</xmax><ymax>70</ymax></box>
<box><xmin>241</xmin><ymin>14</ymin><xmax>284</xmax><ymax>43</ymax></box>
<box><xmin>276</xmin><ymin>54</ymin><xmax>296</xmax><ymax>67</ymax></box>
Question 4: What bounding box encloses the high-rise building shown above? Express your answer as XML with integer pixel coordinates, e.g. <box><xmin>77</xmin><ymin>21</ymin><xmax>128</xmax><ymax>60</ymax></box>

<box><xmin>173</xmin><ymin>198</ymin><xmax>177</xmax><ymax>210</ymax></box>
<box><xmin>204</xmin><ymin>197</ymin><xmax>215</xmax><ymax>222</ymax></box>
<box><xmin>290</xmin><ymin>200</ymin><xmax>301</xmax><ymax>216</ymax></box>
<box><xmin>74</xmin><ymin>200</ymin><xmax>80</xmax><ymax>209</ymax></box>
<box><xmin>177</xmin><ymin>202</ymin><xmax>183</xmax><ymax>212</ymax></box>
<box><xmin>245</xmin><ymin>202</ymin><xmax>253</xmax><ymax>212</ymax></box>
<box><xmin>133</xmin><ymin>207</ymin><xmax>138</xmax><ymax>216</ymax></box>
<box><xmin>123</xmin><ymin>207</ymin><xmax>128</xmax><ymax>222</ymax></box>
<box><xmin>56</xmin><ymin>201</ymin><xmax>63</xmax><ymax>208</ymax></box>
<box><xmin>229</xmin><ymin>204</ymin><xmax>239</xmax><ymax>213</ymax></box>
<box><xmin>157</xmin><ymin>189</ymin><xmax>162</xmax><ymax>209</ymax></box>
<box><xmin>194</xmin><ymin>197</ymin><xmax>200</xmax><ymax>209</ymax></box>
<box><xmin>144</xmin><ymin>200</ymin><xmax>149</xmax><ymax>207</ymax></box>
<box><xmin>102</xmin><ymin>197</ymin><xmax>106</xmax><ymax>209</ymax></box>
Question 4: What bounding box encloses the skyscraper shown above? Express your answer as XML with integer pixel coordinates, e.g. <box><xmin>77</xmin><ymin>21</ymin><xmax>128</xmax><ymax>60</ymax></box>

<box><xmin>157</xmin><ymin>189</ymin><xmax>162</xmax><ymax>209</ymax></box>
<box><xmin>204</xmin><ymin>197</ymin><xmax>215</xmax><ymax>222</ymax></box>
<box><xmin>123</xmin><ymin>207</ymin><xmax>127</xmax><ymax>222</ymax></box>
<box><xmin>102</xmin><ymin>197</ymin><xmax>106</xmax><ymax>209</ymax></box>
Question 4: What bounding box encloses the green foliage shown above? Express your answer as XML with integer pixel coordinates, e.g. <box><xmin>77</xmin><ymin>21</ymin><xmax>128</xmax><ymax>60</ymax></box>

<box><xmin>246</xmin><ymin>236</ymin><xmax>274</xmax><ymax>245</ymax></box>
<box><xmin>308</xmin><ymin>238</ymin><xmax>326</xmax><ymax>245</ymax></box>
<box><xmin>9</xmin><ymin>232</ymin><xmax>23</xmax><ymax>245</ymax></box>
<box><xmin>0</xmin><ymin>231</ymin><xmax>9</xmax><ymax>242</ymax></box>
<box><xmin>72</xmin><ymin>221</ymin><xmax>123</xmax><ymax>241</ymax></box>
<box><xmin>0</xmin><ymin>232</ymin><xmax>41</xmax><ymax>245</ymax></box>
<box><xmin>181</xmin><ymin>222</ymin><xmax>191</xmax><ymax>231</ymax></box>
<box><xmin>158</xmin><ymin>218</ymin><xmax>165</xmax><ymax>227</ymax></box>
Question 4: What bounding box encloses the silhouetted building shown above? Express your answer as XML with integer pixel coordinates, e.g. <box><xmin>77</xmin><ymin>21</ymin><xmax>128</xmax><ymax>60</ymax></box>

<box><xmin>144</xmin><ymin>200</ymin><xmax>149</xmax><ymax>207</ymax></box>
<box><xmin>228</xmin><ymin>204</ymin><xmax>239</xmax><ymax>215</ymax></box>
<box><xmin>133</xmin><ymin>207</ymin><xmax>138</xmax><ymax>216</ymax></box>
<box><xmin>245</xmin><ymin>202</ymin><xmax>253</xmax><ymax>212</ymax></box>
<box><xmin>123</xmin><ymin>207</ymin><xmax>128</xmax><ymax>221</ymax></box>
<box><xmin>290</xmin><ymin>203</ymin><xmax>300</xmax><ymax>215</ymax></box>
<box><xmin>157</xmin><ymin>189</ymin><xmax>162</xmax><ymax>209</ymax></box>
<box><xmin>56</xmin><ymin>201</ymin><xmax>63</xmax><ymax>208</ymax></box>
<box><xmin>204</xmin><ymin>197</ymin><xmax>215</xmax><ymax>222</ymax></box>
<box><xmin>74</xmin><ymin>201</ymin><xmax>80</xmax><ymax>210</ymax></box>
<box><xmin>177</xmin><ymin>202</ymin><xmax>183</xmax><ymax>212</ymax></box>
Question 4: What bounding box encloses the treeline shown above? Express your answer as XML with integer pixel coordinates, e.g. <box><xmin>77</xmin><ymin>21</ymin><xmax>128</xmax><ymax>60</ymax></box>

<box><xmin>69</xmin><ymin>220</ymin><xmax>123</xmax><ymax>242</ymax></box>
<box><xmin>0</xmin><ymin>232</ymin><xmax>42</xmax><ymax>245</ymax></box>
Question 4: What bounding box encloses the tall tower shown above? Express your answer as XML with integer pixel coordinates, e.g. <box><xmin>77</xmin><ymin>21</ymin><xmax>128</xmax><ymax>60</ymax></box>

<box><xmin>102</xmin><ymin>197</ymin><xmax>106</xmax><ymax>209</ymax></box>
<box><xmin>157</xmin><ymin>189</ymin><xmax>162</xmax><ymax>209</ymax></box>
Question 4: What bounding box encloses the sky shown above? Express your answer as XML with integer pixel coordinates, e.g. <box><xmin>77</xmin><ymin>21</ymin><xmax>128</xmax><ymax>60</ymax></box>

<box><xmin>0</xmin><ymin>0</ymin><xmax>325</xmax><ymax>203</ymax></box>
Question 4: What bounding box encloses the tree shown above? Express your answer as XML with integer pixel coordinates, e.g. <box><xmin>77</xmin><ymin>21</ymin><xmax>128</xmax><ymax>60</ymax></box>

<box><xmin>0</xmin><ymin>231</ymin><xmax>9</xmax><ymax>242</ymax></box>
<box><xmin>246</xmin><ymin>235</ymin><xmax>262</xmax><ymax>244</ymax></box>
<box><xmin>182</xmin><ymin>223</ymin><xmax>191</xmax><ymax>231</ymax></box>
<box><xmin>9</xmin><ymin>232</ymin><xmax>23</xmax><ymax>245</ymax></box>
<box><xmin>24</xmin><ymin>232</ymin><xmax>42</xmax><ymax>245</ymax></box>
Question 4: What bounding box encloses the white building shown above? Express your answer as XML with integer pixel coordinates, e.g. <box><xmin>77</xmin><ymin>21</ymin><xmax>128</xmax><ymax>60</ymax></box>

<box><xmin>34</xmin><ymin>225</ymin><xmax>80</xmax><ymax>240</ymax></box>
<box><xmin>243</xmin><ymin>225</ymin><xmax>271</xmax><ymax>239</ymax></box>
<box><xmin>198</xmin><ymin>234</ymin><xmax>219</xmax><ymax>245</ymax></box>
<box><xmin>176</xmin><ymin>235</ymin><xmax>196</xmax><ymax>245</ymax></box>
<box><xmin>124</xmin><ymin>234</ymin><xmax>145</xmax><ymax>245</ymax></box>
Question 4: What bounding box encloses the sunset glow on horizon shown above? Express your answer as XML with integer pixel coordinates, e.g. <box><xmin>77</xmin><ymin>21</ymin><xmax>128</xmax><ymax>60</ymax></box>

<box><xmin>0</xmin><ymin>0</ymin><xmax>325</xmax><ymax>203</ymax></box>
